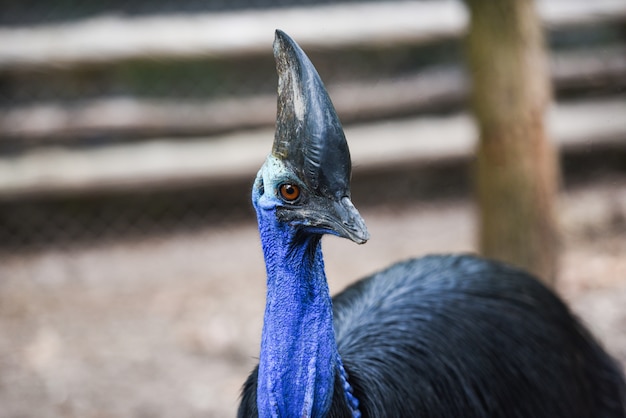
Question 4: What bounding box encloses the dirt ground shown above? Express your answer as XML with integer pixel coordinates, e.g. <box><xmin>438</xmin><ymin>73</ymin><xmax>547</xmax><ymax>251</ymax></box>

<box><xmin>0</xmin><ymin>180</ymin><xmax>625</xmax><ymax>418</ymax></box>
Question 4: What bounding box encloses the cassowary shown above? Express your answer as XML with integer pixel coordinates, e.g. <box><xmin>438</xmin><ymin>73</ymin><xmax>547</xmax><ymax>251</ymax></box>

<box><xmin>238</xmin><ymin>30</ymin><xmax>626</xmax><ymax>417</ymax></box>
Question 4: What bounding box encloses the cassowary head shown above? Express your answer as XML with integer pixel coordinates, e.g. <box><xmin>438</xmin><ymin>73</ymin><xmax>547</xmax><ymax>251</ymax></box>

<box><xmin>252</xmin><ymin>30</ymin><xmax>369</xmax><ymax>245</ymax></box>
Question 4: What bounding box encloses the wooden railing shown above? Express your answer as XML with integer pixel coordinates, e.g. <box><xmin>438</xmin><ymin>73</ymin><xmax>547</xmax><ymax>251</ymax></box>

<box><xmin>1</xmin><ymin>98</ymin><xmax>624</xmax><ymax>198</ymax></box>
<box><xmin>2</xmin><ymin>47</ymin><xmax>624</xmax><ymax>142</ymax></box>
<box><xmin>0</xmin><ymin>0</ymin><xmax>625</xmax><ymax>199</ymax></box>
<box><xmin>0</xmin><ymin>0</ymin><xmax>624</xmax><ymax>70</ymax></box>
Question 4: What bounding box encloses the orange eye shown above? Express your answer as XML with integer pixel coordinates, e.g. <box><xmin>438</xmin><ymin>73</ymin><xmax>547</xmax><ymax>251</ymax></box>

<box><xmin>279</xmin><ymin>183</ymin><xmax>301</xmax><ymax>202</ymax></box>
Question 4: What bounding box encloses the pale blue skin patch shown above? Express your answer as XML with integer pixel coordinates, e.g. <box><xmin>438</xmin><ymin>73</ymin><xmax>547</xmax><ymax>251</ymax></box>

<box><xmin>253</xmin><ymin>155</ymin><xmax>295</xmax><ymax>210</ymax></box>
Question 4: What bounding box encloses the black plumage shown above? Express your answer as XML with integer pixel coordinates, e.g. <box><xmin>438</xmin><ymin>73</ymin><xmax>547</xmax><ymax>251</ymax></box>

<box><xmin>240</xmin><ymin>254</ymin><xmax>626</xmax><ymax>417</ymax></box>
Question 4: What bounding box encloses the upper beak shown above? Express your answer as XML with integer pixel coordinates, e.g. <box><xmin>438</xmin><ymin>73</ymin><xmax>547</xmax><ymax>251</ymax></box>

<box><xmin>330</xmin><ymin>197</ymin><xmax>369</xmax><ymax>244</ymax></box>
<box><xmin>276</xmin><ymin>194</ymin><xmax>369</xmax><ymax>244</ymax></box>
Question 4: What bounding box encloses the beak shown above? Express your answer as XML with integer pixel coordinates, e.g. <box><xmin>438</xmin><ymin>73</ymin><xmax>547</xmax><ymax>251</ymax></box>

<box><xmin>329</xmin><ymin>197</ymin><xmax>370</xmax><ymax>244</ymax></box>
<box><xmin>277</xmin><ymin>195</ymin><xmax>369</xmax><ymax>245</ymax></box>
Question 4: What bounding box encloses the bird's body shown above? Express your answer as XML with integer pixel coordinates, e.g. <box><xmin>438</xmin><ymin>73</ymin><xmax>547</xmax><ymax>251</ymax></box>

<box><xmin>239</xmin><ymin>30</ymin><xmax>626</xmax><ymax>417</ymax></box>
<box><xmin>240</xmin><ymin>253</ymin><xmax>626</xmax><ymax>417</ymax></box>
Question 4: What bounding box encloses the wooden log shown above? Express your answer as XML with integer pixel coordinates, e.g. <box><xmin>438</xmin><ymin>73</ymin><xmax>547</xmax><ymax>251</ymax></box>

<box><xmin>0</xmin><ymin>0</ymin><xmax>624</xmax><ymax>71</ymax></box>
<box><xmin>0</xmin><ymin>96</ymin><xmax>278</xmax><ymax>141</ymax></box>
<box><xmin>0</xmin><ymin>98</ymin><xmax>623</xmax><ymax>199</ymax></box>
<box><xmin>2</xmin><ymin>48</ymin><xmax>624</xmax><ymax>142</ymax></box>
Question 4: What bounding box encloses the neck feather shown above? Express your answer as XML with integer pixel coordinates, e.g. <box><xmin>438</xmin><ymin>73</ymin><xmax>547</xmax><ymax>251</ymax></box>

<box><xmin>257</xmin><ymin>215</ymin><xmax>337</xmax><ymax>418</ymax></box>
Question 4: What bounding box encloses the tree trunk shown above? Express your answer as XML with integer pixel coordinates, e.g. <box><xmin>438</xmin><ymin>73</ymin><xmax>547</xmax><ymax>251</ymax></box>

<box><xmin>464</xmin><ymin>0</ymin><xmax>559</xmax><ymax>285</ymax></box>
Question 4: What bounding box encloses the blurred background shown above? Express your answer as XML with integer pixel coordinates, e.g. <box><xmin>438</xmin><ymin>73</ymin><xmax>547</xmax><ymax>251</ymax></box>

<box><xmin>0</xmin><ymin>0</ymin><xmax>625</xmax><ymax>417</ymax></box>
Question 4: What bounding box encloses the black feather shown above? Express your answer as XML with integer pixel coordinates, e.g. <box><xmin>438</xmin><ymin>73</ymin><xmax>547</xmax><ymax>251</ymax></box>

<box><xmin>240</xmin><ymin>254</ymin><xmax>626</xmax><ymax>417</ymax></box>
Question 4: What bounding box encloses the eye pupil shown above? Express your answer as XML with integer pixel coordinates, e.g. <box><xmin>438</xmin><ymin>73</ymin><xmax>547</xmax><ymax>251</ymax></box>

<box><xmin>279</xmin><ymin>184</ymin><xmax>300</xmax><ymax>202</ymax></box>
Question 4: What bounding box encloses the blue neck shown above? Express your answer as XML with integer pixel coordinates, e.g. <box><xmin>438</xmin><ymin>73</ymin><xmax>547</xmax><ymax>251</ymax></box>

<box><xmin>256</xmin><ymin>209</ymin><xmax>337</xmax><ymax>417</ymax></box>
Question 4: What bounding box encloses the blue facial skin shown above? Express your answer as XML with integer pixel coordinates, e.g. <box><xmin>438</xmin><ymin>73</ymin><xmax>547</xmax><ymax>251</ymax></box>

<box><xmin>252</xmin><ymin>156</ymin><xmax>338</xmax><ymax>418</ymax></box>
